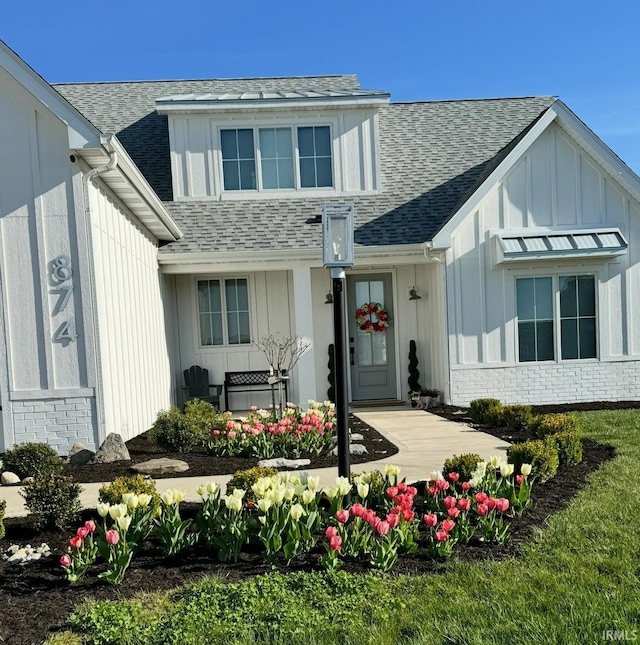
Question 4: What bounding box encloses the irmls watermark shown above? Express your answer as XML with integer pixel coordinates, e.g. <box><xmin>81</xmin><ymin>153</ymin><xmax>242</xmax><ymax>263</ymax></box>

<box><xmin>602</xmin><ymin>630</ymin><xmax>638</xmax><ymax>641</ymax></box>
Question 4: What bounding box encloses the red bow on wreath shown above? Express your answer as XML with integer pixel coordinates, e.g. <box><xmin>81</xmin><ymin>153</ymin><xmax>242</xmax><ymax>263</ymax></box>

<box><xmin>355</xmin><ymin>302</ymin><xmax>390</xmax><ymax>333</ymax></box>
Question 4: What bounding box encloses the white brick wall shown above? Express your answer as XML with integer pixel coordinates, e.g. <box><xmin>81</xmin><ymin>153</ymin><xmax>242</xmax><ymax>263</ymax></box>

<box><xmin>11</xmin><ymin>397</ymin><xmax>98</xmax><ymax>454</ymax></box>
<box><xmin>450</xmin><ymin>360</ymin><xmax>640</xmax><ymax>406</ymax></box>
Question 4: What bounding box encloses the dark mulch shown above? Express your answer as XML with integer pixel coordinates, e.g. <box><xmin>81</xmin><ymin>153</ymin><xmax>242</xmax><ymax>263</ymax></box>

<box><xmin>0</xmin><ymin>436</ymin><xmax>615</xmax><ymax>645</ymax></box>
<box><xmin>62</xmin><ymin>414</ymin><xmax>398</xmax><ymax>483</ymax></box>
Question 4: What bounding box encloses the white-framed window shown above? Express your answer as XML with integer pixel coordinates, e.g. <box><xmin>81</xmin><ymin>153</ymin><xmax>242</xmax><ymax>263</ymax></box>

<box><xmin>516</xmin><ymin>274</ymin><xmax>597</xmax><ymax>363</ymax></box>
<box><xmin>197</xmin><ymin>278</ymin><xmax>251</xmax><ymax>346</ymax></box>
<box><xmin>219</xmin><ymin>125</ymin><xmax>333</xmax><ymax>192</ymax></box>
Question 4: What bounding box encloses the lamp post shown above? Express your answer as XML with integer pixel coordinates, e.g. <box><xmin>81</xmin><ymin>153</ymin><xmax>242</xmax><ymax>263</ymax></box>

<box><xmin>322</xmin><ymin>203</ymin><xmax>355</xmax><ymax>481</ymax></box>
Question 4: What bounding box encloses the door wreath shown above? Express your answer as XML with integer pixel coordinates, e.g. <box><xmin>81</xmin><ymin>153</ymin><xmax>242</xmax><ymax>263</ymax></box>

<box><xmin>355</xmin><ymin>302</ymin><xmax>390</xmax><ymax>333</ymax></box>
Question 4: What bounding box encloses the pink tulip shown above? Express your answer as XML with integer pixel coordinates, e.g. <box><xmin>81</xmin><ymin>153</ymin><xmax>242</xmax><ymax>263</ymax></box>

<box><xmin>477</xmin><ymin>503</ymin><xmax>489</xmax><ymax>517</ymax></box>
<box><xmin>386</xmin><ymin>513</ymin><xmax>400</xmax><ymax>529</ymax></box>
<box><xmin>386</xmin><ymin>486</ymin><xmax>399</xmax><ymax>499</ymax></box>
<box><xmin>424</xmin><ymin>513</ymin><xmax>438</xmax><ymax>527</ymax></box>
<box><xmin>362</xmin><ymin>509</ymin><xmax>376</xmax><ymax>523</ymax></box>
<box><xmin>84</xmin><ymin>520</ymin><xmax>96</xmax><ymax>533</ymax></box>
<box><xmin>475</xmin><ymin>492</ymin><xmax>488</xmax><ymax>504</ymax></box>
<box><xmin>388</xmin><ymin>506</ymin><xmax>401</xmax><ymax>516</ymax></box>
<box><xmin>228</xmin><ymin>430</ymin><xmax>237</xmax><ymax>440</ymax></box>
<box><xmin>516</xmin><ymin>474</ymin><xmax>524</xmax><ymax>485</ymax></box>
<box><xmin>443</xmin><ymin>496</ymin><xmax>457</xmax><ymax>509</ymax></box>
<box><xmin>457</xmin><ymin>498</ymin><xmax>471</xmax><ymax>511</ymax></box>
<box><xmin>448</xmin><ymin>472</ymin><xmax>460</xmax><ymax>482</ymax></box>
<box><xmin>442</xmin><ymin>519</ymin><xmax>456</xmax><ymax>532</ymax></box>
<box><xmin>435</xmin><ymin>530</ymin><xmax>450</xmax><ymax>542</ymax></box>
<box><xmin>336</xmin><ymin>509</ymin><xmax>349</xmax><ymax>524</ymax></box>
<box><xmin>76</xmin><ymin>527</ymin><xmax>89</xmax><ymax>539</ymax></box>
<box><xmin>106</xmin><ymin>529</ymin><xmax>120</xmax><ymax>546</ymax></box>
<box><xmin>461</xmin><ymin>482</ymin><xmax>471</xmax><ymax>492</ymax></box>
<box><xmin>369</xmin><ymin>516</ymin><xmax>381</xmax><ymax>530</ymax></box>
<box><xmin>486</xmin><ymin>497</ymin><xmax>497</xmax><ymax>511</ymax></box>
<box><xmin>213</xmin><ymin>429</ymin><xmax>220</xmax><ymax>436</ymax></box>
<box><xmin>60</xmin><ymin>554</ymin><xmax>72</xmax><ymax>568</ymax></box>
<box><xmin>69</xmin><ymin>536</ymin><xmax>83</xmax><ymax>549</ymax></box>
<box><xmin>325</xmin><ymin>526</ymin><xmax>338</xmax><ymax>539</ymax></box>
<box><xmin>427</xmin><ymin>486</ymin><xmax>437</xmax><ymax>497</ymax></box>
<box><xmin>329</xmin><ymin>535</ymin><xmax>342</xmax><ymax>551</ymax></box>
<box><xmin>435</xmin><ymin>479</ymin><xmax>449</xmax><ymax>492</ymax></box>
<box><xmin>376</xmin><ymin>520</ymin><xmax>390</xmax><ymax>536</ymax></box>
<box><xmin>406</xmin><ymin>486</ymin><xmax>418</xmax><ymax>497</ymax></box>
<box><xmin>496</xmin><ymin>498</ymin><xmax>510</xmax><ymax>513</ymax></box>
<box><xmin>447</xmin><ymin>507</ymin><xmax>460</xmax><ymax>520</ymax></box>
<box><xmin>397</xmin><ymin>482</ymin><xmax>408</xmax><ymax>493</ymax></box>
<box><xmin>402</xmin><ymin>509</ymin><xmax>415</xmax><ymax>522</ymax></box>
<box><xmin>350</xmin><ymin>503</ymin><xmax>365</xmax><ymax>518</ymax></box>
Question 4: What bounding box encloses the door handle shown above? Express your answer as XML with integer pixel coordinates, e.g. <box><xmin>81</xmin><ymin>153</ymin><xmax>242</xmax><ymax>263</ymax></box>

<box><xmin>350</xmin><ymin>346</ymin><xmax>355</xmax><ymax>366</ymax></box>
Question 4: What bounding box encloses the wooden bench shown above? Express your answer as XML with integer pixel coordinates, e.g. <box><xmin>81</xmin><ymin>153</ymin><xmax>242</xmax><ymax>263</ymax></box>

<box><xmin>224</xmin><ymin>370</ymin><xmax>288</xmax><ymax>412</ymax></box>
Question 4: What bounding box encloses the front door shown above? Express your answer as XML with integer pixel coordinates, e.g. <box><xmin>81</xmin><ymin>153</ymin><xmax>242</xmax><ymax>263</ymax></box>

<box><xmin>347</xmin><ymin>274</ymin><xmax>397</xmax><ymax>401</ymax></box>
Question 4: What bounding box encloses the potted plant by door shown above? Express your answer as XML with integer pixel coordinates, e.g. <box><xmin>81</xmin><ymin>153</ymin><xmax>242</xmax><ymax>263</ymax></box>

<box><xmin>419</xmin><ymin>388</ymin><xmax>441</xmax><ymax>409</ymax></box>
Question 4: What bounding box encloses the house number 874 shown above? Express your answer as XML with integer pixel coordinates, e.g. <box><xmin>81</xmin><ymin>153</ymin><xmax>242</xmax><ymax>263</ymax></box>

<box><xmin>51</xmin><ymin>254</ymin><xmax>78</xmax><ymax>343</ymax></box>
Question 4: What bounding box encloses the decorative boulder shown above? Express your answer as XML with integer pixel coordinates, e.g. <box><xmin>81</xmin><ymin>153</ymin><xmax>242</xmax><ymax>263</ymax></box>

<box><xmin>329</xmin><ymin>444</ymin><xmax>368</xmax><ymax>457</ymax></box>
<box><xmin>67</xmin><ymin>443</ymin><xmax>95</xmax><ymax>465</ymax></box>
<box><xmin>1</xmin><ymin>471</ymin><xmax>20</xmax><ymax>485</ymax></box>
<box><xmin>131</xmin><ymin>458</ymin><xmax>189</xmax><ymax>476</ymax></box>
<box><xmin>258</xmin><ymin>458</ymin><xmax>311</xmax><ymax>469</ymax></box>
<box><xmin>90</xmin><ymin>433</ymin><xmax>130</xmax><ymax>464</ymax></box>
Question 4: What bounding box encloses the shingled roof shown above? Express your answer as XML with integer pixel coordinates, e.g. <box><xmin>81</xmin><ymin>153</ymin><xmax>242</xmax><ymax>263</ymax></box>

<box><xmin>54</xmin><ymin>77</ymin><xmax>555</xmax><ymax>253</ymax></box>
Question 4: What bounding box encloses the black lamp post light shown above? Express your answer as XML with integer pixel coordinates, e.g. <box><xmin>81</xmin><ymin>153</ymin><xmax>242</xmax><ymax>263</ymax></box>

<box><xmin>322</xmin><ymin>203</ymin><xmax>355</xmax><ymax>481</ymax></box>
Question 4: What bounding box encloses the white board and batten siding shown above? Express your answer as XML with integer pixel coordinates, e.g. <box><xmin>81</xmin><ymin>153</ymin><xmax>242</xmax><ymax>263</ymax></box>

<box><xmin>168</xmin><ymin>109</ymin><xmax>380</xmax><ymax>199</ymax></box>
<box><xmin>0</xmin><ymin>67</ymin><xmax>97</xmax><ymax>453</ymax></box>
<box><xmin>447</xmin><ymin>122</ymin><xmax>640</xmax><ymax>405</ymax></box>
<box><xmin>87</xmin><ymin>180</ymin><xmax>173</xmax><ymax>442</ymax></box>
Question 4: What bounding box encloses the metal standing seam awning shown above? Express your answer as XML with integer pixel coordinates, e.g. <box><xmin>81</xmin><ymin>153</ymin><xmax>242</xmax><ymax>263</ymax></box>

<box><xmin>495</xmin><ymin>228</ymin><xmax>628</xmax><ymax>263</ymax></box>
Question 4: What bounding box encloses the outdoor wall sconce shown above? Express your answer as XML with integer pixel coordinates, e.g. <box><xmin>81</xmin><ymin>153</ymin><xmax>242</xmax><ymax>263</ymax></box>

<box><xmin>409</xmin><ymin>287</ymin><xmax>422</xmax><ymax>300</ymax></box>
<box><xmin>324</xmin><ymin>292</ymin><xmax>334</xmax><ymax>304</ymax></box>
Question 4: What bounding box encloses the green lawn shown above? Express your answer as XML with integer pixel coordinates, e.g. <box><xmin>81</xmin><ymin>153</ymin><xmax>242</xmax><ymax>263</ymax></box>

<box><xmin>50</xmin><ymin>410</ymin><xmax>640</xmax><ymax>645</ymax></box>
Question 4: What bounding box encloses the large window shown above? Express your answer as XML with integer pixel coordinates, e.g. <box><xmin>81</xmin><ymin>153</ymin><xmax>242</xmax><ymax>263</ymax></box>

<box><xmin>198</xmin><ymin>278</ymin><xmax>250</xmax><ymax>346</ymax></box>
<box><xmin>220</xmin><ymin>125</ymin><xmax>333</xmax><ymax>192</ymax></box>
<box><xmin>516</xmin><ymin>275</ymin><xmax>597</xmax><ymax>362</ymax></box>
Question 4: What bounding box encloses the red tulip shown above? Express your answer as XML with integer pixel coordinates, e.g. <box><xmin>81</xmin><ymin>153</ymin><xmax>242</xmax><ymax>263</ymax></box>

<box><xmin>442</xmin><ymin>519</ymin><xmax>456</xmax><ymax>532</ymax></box>
<box><xmin>477</xmin><ymin>503</ymin><xmax>489</xmax><ymax>517</ymax></box>
<box><xmin>424</xmin><ymin>513</ymin><xmax>438</xmax><ymax>527</ymax></box>
<box><xmin>370</xmin><ymin>516</ymin><xmax>381</xmax><ymax>530</ymax></box>
<box><xmin>397</xmin><ymin>482</ymin><xmax>408</xmax><ymax>493</ymax></box>
<box><xmin>84</xmin><ymin>520</ymin><xmax>96</xmax><ymax>533</ymax></box>
<box><xmin>516</xmin><ymin>474</ymin><xmax>524</xmax><ymax>485</ymax></box>
<box><xmin>69</xmin><ymin>536</ymin><xmax>83</xmax><ymax>549</ymax></box>
<box><xmin>443</xmin><ymin>496</ymin><xmax>457</xmax><ymax>509</ymax></box>
<box><xmin>447</xmin><ymin>507</ymin><xmax>460</xmax><ymax>520</ymax></box>
<box><xmin>106</xmin><ymin>529</ymin><xmax>120</xmax><ymax>546</ymax></box>
<box><xmin>448</xmin><ymin>472</ymin><xmax>460</xmax><ymax>482</ymax></box>
<box><xmin>401</xmin><ymin>509</ymin><xmax>414</xmax><ymax>522</ymax></box>
<box><xmin>428</xmin><ymin>486</ymin><xmax>437</xmax><ymax>497</ymax></box>
<box><xmin>362</xmin><ymin>509</ymin><xmax>376</xmax><ymax>523</ymax></box>
<box><xmin>329</xmin><ymin>535</ymin><xmax>342</xmax><ymax>551</ymax></box>
<box><xmin>336</xmin><ymin>509</ymin><xmax>349</xmax><ymax>524</ymax></box>
<box><xmin>461</xmin><ymin>482</ymin><xmax>471</xmax><ymax>492</ymax></box>
<box><xmin>457</xmin><ymin>498</ymin><xmax>471</xmax><ymax>511</ymax></box>
<box><xmin>435</xmin><ymin>530</ymin><xmax>450</xmax><ymax>542</ymax></box>
<box><xmin>376</xmin><ymin>521</ymin><xmax>390</xmax><ymax>536</ymax></box>
<box><xmin>475</xmin><ymin>492</ymin><xmax>488</xmax><ymax>504</ymax></box>
<box><xmin>60</xmin><ymin>554</ymin><xmax>72</xmax><ymax>568</ymax></box>
<box><xmin>325</xmin><ymin>526</ymin><xmax>338</xmax><ymax>538</ymax></box>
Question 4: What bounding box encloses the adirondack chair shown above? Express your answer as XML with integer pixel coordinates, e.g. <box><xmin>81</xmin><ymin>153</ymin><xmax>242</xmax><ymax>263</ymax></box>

<box><xmin>183</xmin><ymin>365</ymin><xmax>223</xmax><ymax>410</ymax></box>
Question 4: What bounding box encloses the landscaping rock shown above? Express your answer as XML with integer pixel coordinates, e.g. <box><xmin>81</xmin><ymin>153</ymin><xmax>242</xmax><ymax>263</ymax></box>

<box><xmin>329</xmin><ymin>444</ymin><xmax>368</xmax><ymax>457</ymax></box>
<box><xmin>90</xmin><ymin>433</ymin><xmax>130</xmax><ymax>464</ymax></box>
<box><xmin>1</xmin><ymin>471</ymin><xmax>20</xmax><ymax>485</ymax></box>
<box><xmin>131</xmin><ymin>458</ymin><xmax>189</xmax><ymax>476</ymax></box>
<box><xmin>350</xmin><ymin>433</ymin><xmax>365</xmax><ymax>442</ymax></box>
<box><xmin>258</xmin><ymin>458</ymin><xmax>311</xmax><ymax>469</ymax></box>
<box><xmin>21</xmin><ymin>477</ymin><xmax>34</xmax><ymax>484</ymax></box>
<box><xmin>67</xmin><ymin>443</ymin><xmax>95</xmax><ymax>465</ymax></box>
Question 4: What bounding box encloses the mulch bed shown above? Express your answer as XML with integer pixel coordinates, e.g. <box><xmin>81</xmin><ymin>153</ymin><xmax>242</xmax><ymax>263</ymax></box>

<box><xmin>62</xmin><ymin>413</ymin><xmax>398</xmax><ymax>483</ymax></box>
<box><xmin>0</xmin><ymin>434</ymin><xmax>615</xmax><ymax>644</ymax></box>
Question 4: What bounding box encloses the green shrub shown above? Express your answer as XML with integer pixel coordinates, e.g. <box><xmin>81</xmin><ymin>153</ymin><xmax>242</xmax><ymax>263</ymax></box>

<box><xmin>469</xmin><ymin>398</ymin><xmax>504</xmax><ymax>426</ymax></box>
<box><xmin>408</xmin><ymin>339</ymin><xmax>421</xmax><ymax>392</ymax></box>
<box><xmin>148</xmin><ymin>407</ymin><xmax>203</xmax><ymax>452</ymax></box>
<box><xmin>21</xmin><ymin>473</ymin><xmax>82</xmax><ymax>530</ymax></box>
<box><xmin>226</xmin><ymin>466</ymin><xmax>278</xmax><ymax>502</ymax></box>
<box><xmin>502</xmin><ymin>405</ymin><xmax>534</xmax><ymax>433</ymax></box>
<box><xmin>551</xmin><ymin>430</ymin><xmax>583</xmax><ymax>466</ymax></box>
<box><xmin>183</xmin><ymin>399</ymin><xmax>227</xmax><ymax>434</ymax></box>
<box><xmin>99</xmin><ymin>474</ymin><xmax>161</xmax><ymax>513</ymax></box>
<box><xmin>532</xmin><ymin>413</ymin><xmax>580</xmax><ymax>438</ymax></box>
<box><xmin>0</xmin><ymin>499</ymin><xmax>5</xmax><ymax>540</ymax></box>
<box><xmin>507</xmin><ymin>437</ymin><xmax>559</xmax><ymax>483</ymax></box>
<box><xmin>2</xmin><ymin>442</ymin><xmax>64</xmax><ymax>480</ymax></box>
<box><xmin>443</xmin><ymin>453</ymin><xmax>482</xmax><ymax>482</ymax></box>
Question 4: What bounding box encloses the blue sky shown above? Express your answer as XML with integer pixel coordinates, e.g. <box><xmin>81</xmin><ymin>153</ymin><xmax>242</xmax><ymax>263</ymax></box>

<box><xmin>3</xmin><ymin>0</ymin><xmax>639</xmax><ymax>172</ymax></box>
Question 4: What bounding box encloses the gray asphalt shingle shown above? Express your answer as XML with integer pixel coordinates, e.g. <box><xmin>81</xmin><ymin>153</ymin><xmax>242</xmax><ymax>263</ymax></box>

<box><xmin>54</xmin><ymin>77</ymin><xmax>554</xmax><ymax>253</ymax></box>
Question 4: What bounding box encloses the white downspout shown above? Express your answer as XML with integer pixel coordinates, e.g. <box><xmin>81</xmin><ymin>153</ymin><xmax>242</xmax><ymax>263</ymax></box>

<box><xmin>81</xmin><ymin>151</ymin><xmax>117</xmax><ymax>445</ymax></box>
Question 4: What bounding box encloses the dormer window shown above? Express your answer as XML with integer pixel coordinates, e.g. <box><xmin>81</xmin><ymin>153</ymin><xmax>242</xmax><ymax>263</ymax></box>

<box><xmin>220</xmin><ymin>125</ymin><xmax>333</xmax><ymax>192</ymax></box>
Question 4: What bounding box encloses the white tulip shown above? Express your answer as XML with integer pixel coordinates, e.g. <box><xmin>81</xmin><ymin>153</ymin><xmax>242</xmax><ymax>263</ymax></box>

<box><xmin>289</xmin><ymin>504</ymin><xmax>305</xmax><ymax>521</ymax></box>
<box><xmin>357</xmin><ymin>482</ymin><xmax>370</xmax><ymax>499</ymax></box>
<box><xmin>122</xmin><ymin>493</ymin><xmax>139</xmax><ymax>511</ymax></box>
<box><xmin>161</xmin><ymin>490</ymin><xmax>175</xmax><ymax>506</ymax></box>
<box><xmin>116</xmin><ymin>515</ymin><xmax>132</xmax><ymax>532</ymax></box>
<box><xmin>206</xmin><ymin>481</ymin><xmax>220</xmax><ymax>496</ymax></box>
<box><xmin>97</xmin><ymin>502</ymin><xmax>110</xmax><ymax>518</ymax></box>
<box><xmin>335</xmin><ymin>477</ymin><xmax>351</xmax><ymax>496</ymax></box>
<box><xmin>137</xmin><ymin>494</ymin><xmax>152</xmax><ymax>508</ymax></box>
<box><xmin>521</xmin><ymin>463</ymin><xmax>532</xmax><ymax>477</ymax></box>
<box><xmin>302</xmin><ymin>489</ymin><xmax>316</xmax><ymax>505</ymax></box>
<box><xmin>195</xmin><ymin>484</ymin><xmax>207</xmax><ymax>497</ymax></box>
<box><xmin>500</xmin><ymin>463</ymin><xmax>515</xmax><ymax>478</ymax></box>
<box><xmin>257</xmin><ymin>498</ymin><xmax>272</xmax><ymax>513</ymax></box>
<box><xmin>306</xmin><ymin>476</ymin><xmax>320</xmax><ymax>491</ymax></box>
<box><xmin>172</xmin><ymin>490</ymin><xmax>186</xmax><ymax>504</ymax></box>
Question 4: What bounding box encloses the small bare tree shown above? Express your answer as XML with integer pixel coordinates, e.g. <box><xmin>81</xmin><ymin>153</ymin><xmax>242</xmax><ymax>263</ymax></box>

<box><xmin>257</xmin><ymin>334</ymin><xmax>311</xmax><ymax>415</ymax></box>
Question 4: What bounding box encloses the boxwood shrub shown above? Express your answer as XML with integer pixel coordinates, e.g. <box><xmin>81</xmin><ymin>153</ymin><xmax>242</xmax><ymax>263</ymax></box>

<box><xmin>502</xmin><ymin>405</ymin><xmax>534</xmax><ymax>433</ymax></box>
<box><xmin>442</xmin><ymin>453</ymin><xmax>482</xmax><ymax>482</ymax></box>
<box><xmin>551</xmin><ymin>430</ymin><xmax>583</xmax><ymax>466</ymax></box>
<box><xmin>532</xmin><ymin>413</ymin><xmax>579</xmax><ymax>438</ymax></box>
<box><xmin>507</xmin><ymin>437</ymin><xmax>559</xmax><ymax>483</ymax></box>
<box><xmin>469</xmin><ymin>398</ymin><xmax>504</xmax><ymax>426</ymax></box>
<box><xmin>226</xmin><ymin>466</ymin><xmax>278</xmax><ymax>502</ymax></box>
<box><xmin>2</xmin><ymin>442</ymin><xmax>64</xmax><ymax>480</ymax></box>
<box><xmin>21</xmin><ymin>473</ymin><xmax>82</xmax><ymax>530</ymax></box>
<box><xmin>148</xmin><ymin>407</ymin><xmax>204</xmax><ymax>453</ymax></box>
<box><xmin>99</xmin><ymin>474</ymin><xmax>161</xmax><ymax>513</ymax></box>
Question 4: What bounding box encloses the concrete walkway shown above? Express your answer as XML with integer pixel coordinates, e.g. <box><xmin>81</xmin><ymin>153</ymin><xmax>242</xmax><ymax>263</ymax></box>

<box><xmin>1</xmin><ymin>409</ymin><xmax>509</xmax><ymax>518</ymax></box>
